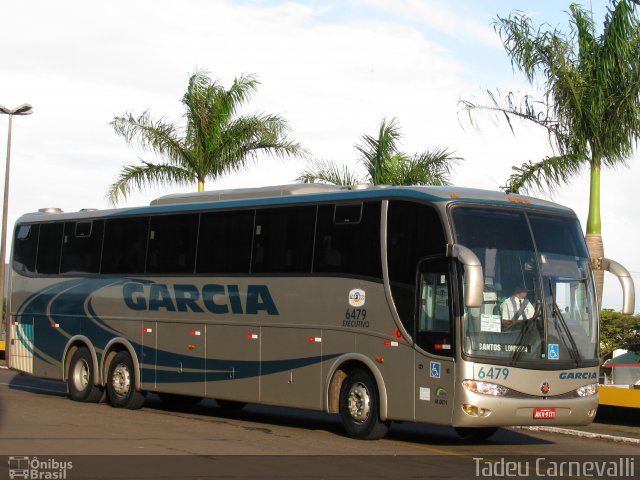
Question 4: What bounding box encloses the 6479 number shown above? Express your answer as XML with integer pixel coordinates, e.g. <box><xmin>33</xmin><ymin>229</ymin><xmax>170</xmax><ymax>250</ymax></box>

<box><xmin>345</xmin><ymin>308</ymin><xmax>367</xmax><ymax>320</ymax></box>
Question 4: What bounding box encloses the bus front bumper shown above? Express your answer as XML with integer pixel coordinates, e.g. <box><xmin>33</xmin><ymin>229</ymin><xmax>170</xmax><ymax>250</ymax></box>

<box><xmin>451</xmin><ymin>392</ymin><xmax>599</xmax><ymax>428</ymax></box>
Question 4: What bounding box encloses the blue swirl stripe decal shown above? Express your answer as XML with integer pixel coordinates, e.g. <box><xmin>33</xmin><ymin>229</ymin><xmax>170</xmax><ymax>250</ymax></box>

<box><xmin>15</xmin><ymin>278</ymin><xmax>340</xmax><ymax>385</ymax></box>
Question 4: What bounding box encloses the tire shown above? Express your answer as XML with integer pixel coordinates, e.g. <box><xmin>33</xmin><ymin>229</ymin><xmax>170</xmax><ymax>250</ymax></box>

<box><xmin>67</xmin><ymin>347</ymin><xmax>103</xmax><ymax>403</ymax></box>
<box><xmin>158</xmin><ymin>393</ymin><xmax>203</xmax><ymax>407</ymax></box>
<box><xmin>216</xmin><ymin>399</ymin><xmax>247</xmax><ymax>410</ymax></box>
<box><xmin>339</xmin><ymin>368</ymin><xmax>389</xmax><ymax>440</ymax></box>
<box><xmin>454</xmin><ymin>427</ymin><xmax>498</xmax><ymax>440</ymax></box>
<box><xmin>106</xmin><ymin>351</ymin><xmax>146</xmax><ymax>409</ymax></box>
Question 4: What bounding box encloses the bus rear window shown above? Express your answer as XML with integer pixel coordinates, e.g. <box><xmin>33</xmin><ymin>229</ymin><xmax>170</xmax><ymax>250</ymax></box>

<box><xmin>13</xmin><ymin>224</ymin><xmax>39</xmax><ymax>274</ymax></box>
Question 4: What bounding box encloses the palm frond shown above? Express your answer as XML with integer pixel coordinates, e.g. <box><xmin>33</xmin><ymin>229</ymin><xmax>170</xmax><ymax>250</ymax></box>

<box><xmin>296</xmin><ymin>158</ymin><xmax>362</xmax><ymax>186</ymax></box>
<box><xmin>385</xmin><ymin>149</ymin><xmax>462</xmax><ymax>186</ymax></box>
<box><xmin>502</xmin><ymin>153</ymin><xmax>586</xmax><ymax>195</ymax></box>
<box><xmin>107</xmin><ymin>161</ymin><xmax>195</xmax><ymax>205</ymax></box>
<box><xmin>210</xmin><ymin>114</ymin><xmax>307</xmax><ymax>176</ymax></box>
<box><xmin>355</xmin><ymin>117</ymin><xmax>403</xmax><ymax>184</ymax></box>
<box><xmin>111</xmin><ymin>112</ymin><xmax>190</xmax><ymax>167</ymax></box>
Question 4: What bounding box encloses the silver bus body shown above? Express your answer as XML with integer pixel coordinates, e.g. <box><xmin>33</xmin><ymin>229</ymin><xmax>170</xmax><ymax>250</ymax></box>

<box><xmin>6</xmin><ymin>184</ymin><xmax>633</xmax><ymax>439</ymax></box>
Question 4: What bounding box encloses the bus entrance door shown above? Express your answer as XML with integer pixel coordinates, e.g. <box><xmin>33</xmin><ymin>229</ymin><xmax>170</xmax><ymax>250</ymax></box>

<box><xmin>413</xmin><ymin>257</ymin><xmax>455</xmax><ymax>424</ymax></box>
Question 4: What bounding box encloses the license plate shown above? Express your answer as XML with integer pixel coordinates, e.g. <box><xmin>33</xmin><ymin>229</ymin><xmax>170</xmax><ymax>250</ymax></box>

<box><xmin>533</xmin><ymin>407</ymin><xmax>557</xmax><ymax>419</ymax></box>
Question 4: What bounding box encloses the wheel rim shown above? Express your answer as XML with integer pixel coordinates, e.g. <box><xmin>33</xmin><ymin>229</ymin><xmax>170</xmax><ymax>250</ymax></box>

<box><xmin>72</xmin><ymin>358</ymin><xmax>90</xmax><ymax>391</ymax></box>
<box><xmin>347</xmin><ymin>381</ymin><xmax>371</xmax><ymax>423</ymax></box>
<box><xmin>112</xmin><ymin>362</ymin><xmax>131</xmax><ymax>397</ymax></box>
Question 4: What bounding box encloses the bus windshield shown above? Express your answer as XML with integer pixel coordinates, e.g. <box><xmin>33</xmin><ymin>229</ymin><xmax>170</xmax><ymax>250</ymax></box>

<box><xmin>452</xmin><ymin>206</ymin><xmax>598</xmax><ymax>368</ymax></box>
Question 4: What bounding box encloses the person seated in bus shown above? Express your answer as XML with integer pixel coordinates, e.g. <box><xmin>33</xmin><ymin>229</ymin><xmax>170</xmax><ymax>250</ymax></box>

<box><xmin>500</xmin><ymin>286</ymin><xmax>535</xmax><ymax>329</ymax></box>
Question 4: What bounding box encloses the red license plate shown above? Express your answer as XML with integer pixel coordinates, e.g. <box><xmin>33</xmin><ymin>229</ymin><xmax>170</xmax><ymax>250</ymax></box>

<box><xmin>533</xmin><ymin>407</ymin><xmax>557</xmax><ymax>419</ymax></box>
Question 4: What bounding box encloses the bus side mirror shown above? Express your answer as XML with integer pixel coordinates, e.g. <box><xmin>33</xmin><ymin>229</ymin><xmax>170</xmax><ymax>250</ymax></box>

<box><xmin>596</xmin><ymin>257</ymin><xmax>635</xmax><ymax>315</ymax></box>
<box><xmin>447</xmin><ymin>244</ymin><xmax>483</xmax><ymax>308</ymax></box>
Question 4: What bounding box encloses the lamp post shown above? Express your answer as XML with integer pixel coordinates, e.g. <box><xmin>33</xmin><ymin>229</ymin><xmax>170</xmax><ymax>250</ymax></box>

<box><xmin>0</xmin><ymin>103</ymin><xmax>33</xmax><ymax>325</ymax></box>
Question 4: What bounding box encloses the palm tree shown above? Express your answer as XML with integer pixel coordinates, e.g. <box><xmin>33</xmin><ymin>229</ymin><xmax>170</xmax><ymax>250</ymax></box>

<box><xmin>109</xmin><ymin>70</ymin><xmax>305</xmax><ymax>204</ymax></box>
<box><xmin>297</xmin><ymin>117</ymin><xmax>461</xmax><ymax>186</ymax></box>
<box><xmin>459</xmin><ymin>0</ymin><xmax>640</xmax><ymax>304</ymax></box>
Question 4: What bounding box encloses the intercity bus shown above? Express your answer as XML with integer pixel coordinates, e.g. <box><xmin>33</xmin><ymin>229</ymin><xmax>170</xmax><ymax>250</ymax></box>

<box><xmin>5</xmin><ymin>184</ymin><xmax>635</xmax><ymax>440</ymax></box>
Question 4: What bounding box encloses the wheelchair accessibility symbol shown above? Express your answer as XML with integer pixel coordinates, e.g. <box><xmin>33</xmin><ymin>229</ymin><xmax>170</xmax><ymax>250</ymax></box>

<box><xmin>430</xmin><ymin>361</ymin><xmax>441</xmax><ymax>378</ymax></box>
<box><xmin>548</xmin><ymin>344</ymin><xmax>559</xmax><ymax>360</ymax></box>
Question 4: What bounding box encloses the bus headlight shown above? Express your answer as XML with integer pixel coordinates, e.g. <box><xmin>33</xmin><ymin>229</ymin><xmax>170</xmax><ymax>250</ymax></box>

<box><xmin>576</xmin><ymin>383</ymin><xmax>598</xmax><ymax>397</ymax></box>
<box><xmin>462</xmin><ymin>380</ymin><xmax>509</xmax><ymax>396</ymax></box>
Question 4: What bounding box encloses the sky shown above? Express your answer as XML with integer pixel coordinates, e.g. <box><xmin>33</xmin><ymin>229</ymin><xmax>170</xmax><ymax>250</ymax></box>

<box><xmin>1</xmin><ymin>0</ymin><xmax>638</xmax><ymax>313</ymax></box>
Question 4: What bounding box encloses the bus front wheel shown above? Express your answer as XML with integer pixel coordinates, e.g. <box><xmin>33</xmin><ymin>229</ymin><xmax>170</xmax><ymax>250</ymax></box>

<box><xmin>106</xmin><ymin>351</ymin><xmax>146</xmax><ymax>409</ymax></box>
<box><xmin>67</xmin><ymin>347</ymin><xmax>103</xmax><ymax>403</ymax></box>
<box><xmin>339</xmin><ymin>368</ymin><xmax>389</xmax><ymax>440</ymax></box>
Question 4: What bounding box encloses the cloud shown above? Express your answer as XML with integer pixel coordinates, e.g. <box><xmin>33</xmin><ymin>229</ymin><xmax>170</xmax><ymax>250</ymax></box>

<box><xmin>1</xmin><ymin>0</ymin><xmax>637</xmax><ymax>312</ymax></box>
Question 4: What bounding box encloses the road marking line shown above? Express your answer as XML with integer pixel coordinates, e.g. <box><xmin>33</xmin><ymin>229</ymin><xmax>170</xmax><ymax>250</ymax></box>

<box><xmin>0</xmin><ymin>381</ymin><xmax>67</xmax><ymax>395</ymax></box>
<box><xmin>514</xmin><ymin>426</ymin><xmax>640</xmax><ymax>445</ymax></box>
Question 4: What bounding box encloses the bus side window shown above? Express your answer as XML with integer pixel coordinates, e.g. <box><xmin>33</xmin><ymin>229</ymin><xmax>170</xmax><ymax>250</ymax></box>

<box><xmin>387</xmin><ymin>200</ymin><xmax>445</xmax><ymax>341</ymax></box>
<box><xmin>313</xmin><ymin>202</ymin><xmax>382</xmax><ymax>279</ymax></box>
<box><xmin>415</xmin><ymin>262</ymin><xmax>453</xmax><ymax>357</ymax></box>
<box><xmin>60</xmin><ymin>220</ymin><xmax>104</xmax><ymax>274</ymax></box>
<box><xmin>251</xmin><ymin>206</ymin><xmax>315</xmax><ymax>274</ymax></box>
<box><xmin>36</xmin><ymin>223</ymin><xmax>64</xmax><ymax>275</ymax></box>
<box><xmin>101</xmin><ymin>217</ymin><xmax>149</xmax><ymax>274</ymax></box>
<box><xmin>197</xmin><ymin>209</ymin><xmax>254</xmax><ymax>274</ymax></box>
<box><xmin>13</xmin><ymin>224</ymin><xmax>40</xmax><ymax>274</ymax></box>
<box><xmin>146</xmin><ymin>214</ymin><xmax>198</xmax><ymax>274</ymax></box>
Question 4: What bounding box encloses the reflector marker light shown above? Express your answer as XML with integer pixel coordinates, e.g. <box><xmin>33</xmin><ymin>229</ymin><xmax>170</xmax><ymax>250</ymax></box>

<box><xmin>245</xmin><ymin>333</ymin><xmax>258</xmax><ymax>340</ymax></box>
<box><xmin>51</xmin><ymin>323</ymin><xmax>60</xmax><ymax>328</ymax></box>
<box><xmin>142</xmin><ymin>327</ymin><xmax>153</xmax><ymax>333</ymax></box>
<box><xmin>189</xmin><ymin>330</ymin><xmax>202</xmax><ymax>336</ymax></box>
<box><xmin>384</xmin><ymin>341</ymin><xmax>399</xmax><ymax>347</ymax></box>
<box><xmin>10</xmin><ymin>321</ymin><xmax>18</xmax><ymax>326</ymax></box>
<box><xmin>434</xmin><ymin>344</ymin><xmax>452</xmax><ymax>350</ymax></box>
<box><xmin>308</xmin><ymin>337</ymin><xmax>322</xmax><ymax>343</ymax></box>
<box><xmin>507</xmin><ymin>197</ymin><xmax>533</xmax><ymax>204</ymax></box>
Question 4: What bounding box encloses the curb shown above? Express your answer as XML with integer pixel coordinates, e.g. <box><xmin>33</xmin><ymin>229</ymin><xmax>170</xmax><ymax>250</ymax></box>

<box><xmin>514</xmin><ymin>426</ymin><xmax>640</xmax><ymax>445</ymax></box>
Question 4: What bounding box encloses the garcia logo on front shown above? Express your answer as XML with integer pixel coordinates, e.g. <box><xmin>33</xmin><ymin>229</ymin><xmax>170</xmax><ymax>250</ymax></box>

<box><xmin>8</xmin><ymin>456</ymin><xmax>73</xmax><ymax>479</ymax></box>
<box><xmin>348</xmin><ymin>289</ymin><xmax>366</xmax><ymax>307</ymax></box>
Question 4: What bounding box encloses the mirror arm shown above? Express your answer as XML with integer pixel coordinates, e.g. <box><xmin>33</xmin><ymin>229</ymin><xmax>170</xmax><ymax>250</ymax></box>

<box><xmin>594</xmin><ymin>257</ymin><xmax>636</xmax><ymax>315</ymax></box>
<box><xmin>447</xmin><ymin>244</ymin><xmax>484</xmax><ymax>308</ymax></box>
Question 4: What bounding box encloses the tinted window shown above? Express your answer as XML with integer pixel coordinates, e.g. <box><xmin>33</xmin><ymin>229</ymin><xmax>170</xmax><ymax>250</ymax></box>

<box><xmin>60</xmin><ymin>221</ymin><xmax>104</xmax><ymax>274</ymax></box>
<box><xmin>147</xmin><ymin>214</ymin><xmax>198</xmax><ymax>274</ymax></box>
<box><xmin>101</xmin><ymin>217</ymin><xmax>149</xmax><ymax>274</ymax></box>
<box><xmin>13</xmin><ymin>224</ymin><xmax>39</xmax><ymax>274</ymax></box>
<box><xmin>528</xmin><ymin>215</ymin><xmax>589</xmax><ymax>258</ymax></box>
<box><xmin>197</xmin><ymin>210</ymin><xmax>254</xmax><ymax>274</ymax></box>
<box><xmin>416</xmin><ymin>259</ymin><xmax>453</xmax><ymax>356</ymax></box>
<box><xmin>314</xmin><ymin>201</ymin><xmax>382</xmax><ymax>279</ymax></box>
<box><xmin>387</xmin><ymin>201</ymin><xmax>445</xmax><ymax>332</ymax></box>
<box><xmin>36</xmin><ymin>223</ymin><xmax>64</xmax><ymax>274</ymax></box>
<box><xmin>252</xmin><ymin>206</ymin><xmax>316</xmax><ymax>273</ymax></box>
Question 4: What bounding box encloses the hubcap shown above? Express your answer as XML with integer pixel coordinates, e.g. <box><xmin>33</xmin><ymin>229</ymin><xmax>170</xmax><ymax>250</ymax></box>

<box><xmin>72</xmin><ymin>358</ymin><xmax>90</xmax><ymax>391</ymax></box>
<box><xmin>112</xmin><ymin>363</ymin><xmax>131</xmax><ymax>397</ymax></box>
<box><xmin>347</xmin><ymin>382</ymin><xmax>371</xmax><ymax>423</ymax></box>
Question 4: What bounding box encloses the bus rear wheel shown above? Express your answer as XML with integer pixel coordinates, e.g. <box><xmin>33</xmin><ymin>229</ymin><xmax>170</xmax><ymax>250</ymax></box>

<box><xmin>339</xmin><ymin>368</ymin><xmax>389</xmax><ymax>440</ymax></box>
<box><xmin>106</xmin><ymin>351</ymin><xmax>146</xmax><ymax>409</ymax></box>
<box><xmin>454</xmin><ymin>427</ymin><xmax>498</xmax><ymax>440</ymax></box>
<box><xmin>67</xmin><ymin>347</ymin><xmax>103</xmax><ymax>403</ymax></box>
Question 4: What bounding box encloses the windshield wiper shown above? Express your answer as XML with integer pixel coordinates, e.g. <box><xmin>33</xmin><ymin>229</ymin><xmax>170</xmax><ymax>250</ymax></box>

<box><xmin>548</xmin><ymin>279</ymin><xmax>581</xmax><ymax>367</ymax></box>
<box><xmin>510</xmin><ymin>299</ymin><xmax>542</xmax><ymax>365</ymax></box>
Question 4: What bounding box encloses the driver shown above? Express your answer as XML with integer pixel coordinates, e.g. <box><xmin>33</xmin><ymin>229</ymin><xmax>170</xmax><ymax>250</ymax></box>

<box><xmin>500</xmin><ymin>286</ymin><xmax>535</xmax><ymax>328</ymax></box>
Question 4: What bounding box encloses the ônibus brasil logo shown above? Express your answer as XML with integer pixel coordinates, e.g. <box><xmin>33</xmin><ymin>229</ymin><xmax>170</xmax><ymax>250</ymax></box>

<box><xmin>8</xmin><ymin>456</ymin><xmax>73</xmax><ymax>479</ymax></box>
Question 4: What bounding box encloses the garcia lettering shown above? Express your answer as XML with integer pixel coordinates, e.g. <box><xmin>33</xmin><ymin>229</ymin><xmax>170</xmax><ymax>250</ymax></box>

<box><xmin>123</xmin><ymin>283</ymin><xmax>279</xmax><ymax>315</ymax></box>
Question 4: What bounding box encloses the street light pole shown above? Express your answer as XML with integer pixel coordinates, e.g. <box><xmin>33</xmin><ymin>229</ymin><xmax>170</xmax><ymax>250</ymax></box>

<box><xmin>0</xmin><ymin>103</ymin><xmax>33</xmax><ymax>326</ymax></box>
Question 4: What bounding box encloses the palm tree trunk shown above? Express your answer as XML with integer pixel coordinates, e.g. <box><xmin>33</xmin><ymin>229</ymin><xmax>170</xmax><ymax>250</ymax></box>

<box><xmin>585</xmin><ymin>159</ymin><xmax>604</xmax><ymax>309</ymax></box>
<box><xmin>198</xmin><ymin>178</ymin><xmax>204</xmax><ymax>192</ymax></box>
